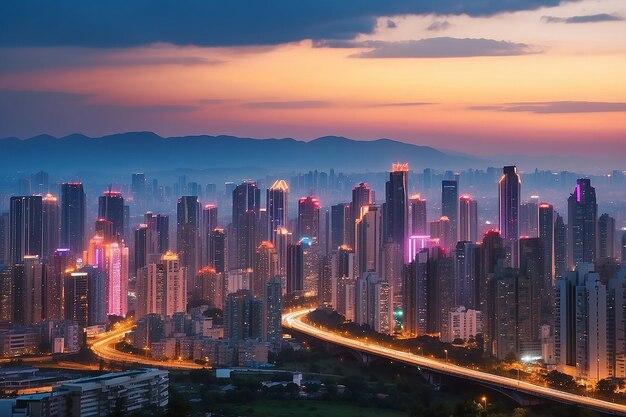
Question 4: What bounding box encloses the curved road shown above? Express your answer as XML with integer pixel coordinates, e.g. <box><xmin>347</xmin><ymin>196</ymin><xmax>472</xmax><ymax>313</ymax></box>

<box><xmin>90</xmin><ymin>322</ymin><xmax>204</xmax><ymax>370</ymax></box>
<box><xmin>283</xmin><ymin>309</ymin><xmax>626</xmax><ymax>416</ymax></box>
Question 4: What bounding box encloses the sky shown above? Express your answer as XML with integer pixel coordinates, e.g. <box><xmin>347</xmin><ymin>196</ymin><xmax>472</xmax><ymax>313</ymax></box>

<box><xmin>0</xmin><ymin>0</ymin><xmax>625</xmax><ymax>159</ymax></box>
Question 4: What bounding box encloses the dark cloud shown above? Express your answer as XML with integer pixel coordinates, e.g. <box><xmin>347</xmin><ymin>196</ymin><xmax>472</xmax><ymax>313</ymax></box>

<box><xmin>0</xmin><ymin>1</ymin><xmax>571</xmax><ymax>48</ymax></box>
<box><xmin>339</xmin><ymin>37</ymin><xmax>538</xmax><ymax>58</ymax></box>
<box><xmin>386</xmin><ymin>19</ymin><xmax>398</xmax><ymax>29</ymax></box>
<box><xmin>0</xmin><ymin>47</ymin><xmax>221</xmax><ymax>72</ymax></box>
<box><xmin>427</xmin><ymin>20</ymin><xmax>452</xmax><ymax>31</ymax></box>
<box><xmin>541</xmin><ymin>13</ymin><xmax>624</xmax><ymax>23</ymax></box>
<box><xmin>371</xmin><ymin>102</ymin><xmax>434</xmax><ymax>107</ymax></box>
<box><xmin>470</xmin><ymin>101</ymin><xmax>626</xmax><ymax>113</ymax></box>
<box><xmin>242</xmin><ymin>100</ymin><xmax>331</xmax><ymax>109</ymax></box>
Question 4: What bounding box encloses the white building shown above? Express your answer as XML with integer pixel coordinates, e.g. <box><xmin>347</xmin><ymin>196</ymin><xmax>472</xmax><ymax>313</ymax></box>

<box><xmin>445</xmin><ymin>307</ymin><xmax>482</xmax><ymax>343</ymax></box>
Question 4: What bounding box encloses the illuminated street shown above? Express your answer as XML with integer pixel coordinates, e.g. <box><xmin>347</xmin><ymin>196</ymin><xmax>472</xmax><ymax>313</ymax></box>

<box><xmin>283</xmin><ymin>309</ymin><xmax>626</xmax><ymax>416</ymax></box>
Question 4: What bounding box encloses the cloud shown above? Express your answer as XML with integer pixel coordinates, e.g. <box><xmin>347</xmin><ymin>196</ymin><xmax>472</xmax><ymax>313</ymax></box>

<box><xmin>386</xmin><ymin>19</ymin><xmax>397</xmax><ymax>29</ymax></box>
<box><xmin>371</xmin><ymin>102</ymin><xmax>434</xmax><ymax>107</ymax></box>
<box><xmin>541</xmin><ymin>13</ymin><xmax>624</xmax><ymax>24</ymax></box>
<box><xmin>0</xmin><ymin>1</ymin><xmax>571</xmax><ymax>48</ymax></box>
<box><xmin>341</xmin><ymin>37</ymin><xmax>539</xmax><ymax>58</ymax></box>
<box><xmin>242</xmin><ymin>100</ymin><xmax>331</xmax><ymax>109</ymax></box>
<box><xmin>427</xmin><ymin>20</ymin><xmax>452</xmax><ymax>31</ymax></box>
<box><xmin>470</xmin><ymin>101</ymin><xmax>626</xmax><ymax>113</ymax></box>
<box><xmin>0</xmin><ymin>47</ymin><xmax>222</xmax><ymax>72</ymax></box>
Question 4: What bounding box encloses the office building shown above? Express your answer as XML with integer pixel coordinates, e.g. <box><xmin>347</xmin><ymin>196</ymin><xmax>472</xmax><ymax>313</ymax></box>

<box><xmin>297</xmin><ymin>196</ymin><xmax>320</xmax><ymax>244</ymax></box>
<box><xmin>97</xmin><ymin>190</ymin><xmax>124</xmax><ymax>242</ymax></box>
<box><xmin>410</xmin><ymin>194</ymin><xmax>427</xmax><ymax>236</ymax></box>
<box><xmin>232</xmin><ymin>181</ymin><xmax>261</xmax><ymax>269</ymax></box>
<box><xmin>177</xmin><ymin>196</ymin><xmax>201</xmax><ymax>293</ymax></box>
<box><xmin>9</xmin><ymin>196</ymin><xmax>43</xmax><ymax>265</ymax></box>
<box><xmin>459</xmin><ymin>195</ymin><xmax>478</xmax><ymax>243</ymax></box>
<box><xmin>498</xmin><ymin>166</ymin><xmax>521</xmax><ymax>268</ymax></box>
<box><xmin>441</xmin><ymin>180</ymin><xmax>458</xmax><ymax>242</ymax></box>
<box><xmin>567</xmin><ymin>179</ymin><xmax>597</xmax><ymax>268</ymax></box>
<box><xmin>60</xmin><ymin>183</ymin><xmax>86</xmax><ymax>257</ymax></box>
<box><xmin>267</xmin><ymin>179</ymin><xmax>288</xmax><ymax>242</ymax></box>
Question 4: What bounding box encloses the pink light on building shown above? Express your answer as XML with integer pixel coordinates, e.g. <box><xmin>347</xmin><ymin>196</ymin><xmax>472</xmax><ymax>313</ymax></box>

<box><xmin>407</xmin><ymin>235</ymin><xmax>439</xmax><ymax>262</ymax></box>
<box><xmin>106</xmin><ymin>243</ymin><xmax>129</xmax><ymax>317</ymax></box>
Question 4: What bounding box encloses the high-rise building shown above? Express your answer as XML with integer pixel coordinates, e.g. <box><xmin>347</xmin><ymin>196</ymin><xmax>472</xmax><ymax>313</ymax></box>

<box><xmin>47</xmin><ymin>248</ymin><xmax>75</xmax><ymax>321</ymax></box>
<box><xmin>519</xmin><ymin>237</ymin><xmax>546</xmax><ymax>334</ymax></box>
<box><xmin>539</xmin><ymin>203</ymin><xmax>555</xmax><ymax>289</ymax></box>
<box><xmin>106</xmin><ymin>242</ymin><xmax>129</xmax><ymax>317</ymax></box>
<box><xmin>22</xmin><ymin>255</ymin><xmax>44</xmax><ymax>325</ymax></box>
<box><xmin>232</xmin><ymin>181</ymin><xmax>261</xmax><ymax>269</ymax></box>
<box><xmin>441</xmin><ymin>180</ymin><xmax>458</xmax><ymax>242</ymax></box>
<box><xmin>459</xmin><ymin>195</ymin><xmax>478</xmax><ymax>243</ymax></box>
<box><xmin>64</xmin><ymin>270</ymin><xmax>89</xmax><ymax>327</ymax></box>
<box><xmin>145</xmin><ymin>212</ymin><xmax>169</xmax><ymax>254</ymax></box>
<box><xmin>455</xmin><ymin>241</ymin><xmax>478</xmax><ymax>310</ymax></box>
<box><xmin>520</xmin><ymin>196</ymin><xmax>539</xmax><ymax>238</ymax></box>
<box><xmin>555</xmin><ymin>263</ymin><xmax>609</xmax><ymax>383</ymax></box>
<box><xmin>350</xmin><ymin>183</ymin><xmax>373</xmax><ymax>248</ymax></box>
<box><xmin>136</xmin><ymin>251</ymin><xmax>187</xmax><ymax>319</ymax></box>
<box><xmin>410</xmin><ymin>194</ymin><xmax>427</xmax><ymax>236</ymax></box>
<box><xmin>41</xmin><ymin>193</ymin><xmax>59</xmax><ymax>262</ymax></box>
<box><xmin>209</xmin><ymin>228</ymin><xmax>226</xmax><ymax>273</ymax></box>
<box><xmin>98</xmin><ymin>190</ymin><xmax>124</xmax><ymax>242</ymax></box>
<box><xmin>384</xmin><ymin>163</ymin><xmax>408</xmax><ymax>248</ymax></box>
<box><xmin>330</xmin><ymin>203</ymin><xmax>350</xmax><ymax>251</ymax></box>
<box><xmin>131</xmin><ymin>173</ymin><xmax>146</xmax><ymax>202</ymax></box>
<box><xmin>555</xmin><ymin>213</ymin><xmax>567</xmax><ymax>278</ymax></box>
<box><xmin>622</xmin><ymin>229</ymin><xmax>626</xmax><ymax>265</ymax></box>
<box><xmin>195</xmin><ymin>266</ymin><xmax>223</xmax><ymax>308</ymax></box>
<box><xmin>286</xmin><ymin>242</ymin><xmax>304</xmax><ymax>295</ymax></box>
<box><xmin>177</xmin><ymin>196</ymin><xmax>201</xmax><ymax>292</ymax></box>
<box><xmin>10</xmin><ymin>196</ymin><xmax>43</xmax><ymax>265</ymax></box>
<box><xmin>297</xmin><ymin>196</ymin><xmax>320</xmax><ymax>244</ymax></box>
<box><xmin>0</xmin><ymin>212</ymin><xmax>9</xmax><ymax>268</ymax></box>
<box><xmin>598</xmin><ymin>213</ymin><xmax>616</xmax><ymax>260</ymax></box>
<box><xmin>567</xmin><ymin>179</ymin><xmax>597</xmax><ymax>268</ymax></box>
<box><xmin>202</xmin><ymin>204</ymin><xmax>218</xmax><ymax>267</ymax></box>
<box><xmin>60</xmin><ymin>183</ymin><xmax>86</xmax><ymax>257</ymax></box>
<box><xmin>429</xmin><ymin>216</ymin><xmax>454</xmax><ymax>250</ymax></box>
<box><xmin>498</xmin><ymin>166</ymin><xmax>521</xmax><ymax>267</ymax></box>
<box><xmin>134</xmin><ymin>223</ymin><xmax>157</xmax><ymax>275</ymax></box>
<box><xmin>267</xmin><ymin>179</ymin><xmax>288</xmax><ymax>242</ymax></box>
<box><xmin>354</xmin><ymin>271</ymin><xmax>393</xmax><ymax>334</ymax></box>
<box><xmin>403</xmin><ymin>250</ymin><xmax>428</xmax><ymax>337</ymax></box>
<box><xmin>253</xmin><ymin>241</ymin><xmax>278</xmax><ymax>298</ymax></box>
<box><xmin>479</xmin><ymin>230</ymin><xmax>506</xmax><ymax>356</ymax></box>
<box><xmin>355</xmin><ymin>205</ymin><xmax>381</xmax><ymax>276</ymax></box>
<box><xmin>224</xmin><ymin>289</ymin><xmax>262</xmax><ymax>341</ymax></box>
<box><xmin>273</xmin><ymin>227</ymin><xmax>291</xmax><ymax>277</ymax></box>
<box><xmin>263</xmin><ymin>277</ymin><xmax>283</xmax><ymax>348</ymax></box>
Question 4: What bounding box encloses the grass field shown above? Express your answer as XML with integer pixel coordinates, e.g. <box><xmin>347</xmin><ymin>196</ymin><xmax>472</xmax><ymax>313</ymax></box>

<box><xmin>208</xmin><ymin>399</ymin><xmax>409</xmax><ymax>417</ymax></box>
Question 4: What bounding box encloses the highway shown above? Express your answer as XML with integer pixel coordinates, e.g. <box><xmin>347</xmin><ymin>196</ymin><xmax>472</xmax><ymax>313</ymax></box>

<box><xmin>283</xmin><ymin>309</ymin><xmax>626</xmax><ymax>416</ymax></box>
<box><xmin>90</xmin><ymin>321</ymin><xmax>204</xmax><ymax>370</ymax></box>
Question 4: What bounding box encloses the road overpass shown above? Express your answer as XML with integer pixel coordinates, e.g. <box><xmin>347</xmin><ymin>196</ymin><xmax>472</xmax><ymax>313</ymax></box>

<box><xmin>283</xmin><ymin>309</ymin><xmax>626</xmax><ymax>416</ymax></box>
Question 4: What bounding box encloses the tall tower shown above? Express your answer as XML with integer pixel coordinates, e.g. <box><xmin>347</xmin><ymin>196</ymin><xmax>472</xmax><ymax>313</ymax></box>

<box><xmin>286</xmin><ymin>242</ymin><xmax>304</xmax><ymax>295</ymax></box>
<box><xmin>539</xmin><ymin>203</ymin><xmax>555</xmax><ymax>288</ymax></box>
<box><xmin>98</xmin><ymin>190</ymin><xmax>124</xmax><ymax>242</ymax></box>
<box><xmin>441</xmin><ymin>180</ymin><xmax>458</xmax><ymax>242</ymax></box>
<box><xmin>267</xmin><ymin>179</ymin><xmax>288</xmax><ymax>242</ymax></box>
<box><xmin>60</xmin><ymin>183</ymin><xmax>85</xmax><ymax>256</ymax></box>
<box><xmin>597</xmin><ymin>213</ymin><xmax>615</xmax><ymax>260</ymax></box>
<box><xmin>177</xmin><ymin>196</ymin><xmax>201</xmax><ymax>293</ymax></box>
<box><xmin>567</xmin><ymin>179</ymin><xmax>597</xmax><ymax>268</ymax></box>
<box><xmin>202</xmin><ymin>204</ymin><xmax>218</xmax><ymax>267</ymax></box>
<box><xmin>232</xmin><ymin>181</ymin><xmax>261</xmax><ymax>269</ymax></box>
<box><xmin>498</xmin><ymin>166</ymin><xmax>521</xmax><ymax>267</ymax></box>
<box><xmin>384</xmin><ymin>163</ymin><xmax>409</xmax><ymax>248</ymax></box>
<box><xmin>459</xmin><ymin>195</ymin><xmax>478</xmax><ymax>243</ymax></box>
<box><xmin>350</xmin><ymin>183</ymin><xmax>373</xmax><ymax>248</ymax></box>
<box><xmin>330</xmin><ymin>203</ymin><xmax>350</xmax><ymax>251</ymax></box>
<box><xmin>355</xmin><ymin>205</ymin><xmax>381</xmax><ymax>276</ymax></box>
<box><xmin>253</xmin><ymin>241</ymin><xmax>278</xmax><ymax>298</ymax></box>
<box><xmin>9</xmin><ymin>195</ymin><xmax>43</xmax><ymax>265</ymax></box>
<box><xmin>410</xmin><ymin>194</ymin><xmax>427</xmax><ymax>236</ymax></box>
<box><xmin>297</xmin><ymin>196</ymin><xmax>320</xmax><ymax>244</ymax></box>
<box><xmin>42</xmin><ymin>193</ymin><xmax>59</xmax><ymax>262</ymax></box>
<box><xmin>209</xmin><ymin>228</ymin><xmax>226</xmax><ymax>273</ymax></box>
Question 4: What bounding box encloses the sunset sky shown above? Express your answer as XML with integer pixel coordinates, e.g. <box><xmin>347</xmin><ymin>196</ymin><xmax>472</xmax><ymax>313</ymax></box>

<box><xmin>1</xmin><ymin>0</ymin><xmax>625</xmax><ymax>158</ymax></box>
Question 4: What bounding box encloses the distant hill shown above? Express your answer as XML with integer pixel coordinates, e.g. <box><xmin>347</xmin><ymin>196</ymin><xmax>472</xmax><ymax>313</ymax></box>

<box><xmin>0</xmin><ymin>132</ymin><xmax>481</xmax><ymax>175</ymax></box>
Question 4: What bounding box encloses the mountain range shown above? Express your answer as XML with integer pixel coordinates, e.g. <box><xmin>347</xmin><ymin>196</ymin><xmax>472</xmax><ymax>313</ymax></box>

<box><xmin>0</xmin><ymin>132</ymin><xmax>481</xmax><ymax>175</ymax></box>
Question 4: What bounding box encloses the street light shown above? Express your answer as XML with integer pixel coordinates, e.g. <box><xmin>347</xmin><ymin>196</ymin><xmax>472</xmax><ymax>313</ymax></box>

<box><xmin>444</xmin><ymin>349</ymin><xmax>448</xmax><ymax>363</ymax></box>
<box><xmin>481</xmin><ymin>396</ymin><xmax>487</xmax><ymax>412</ymax></box>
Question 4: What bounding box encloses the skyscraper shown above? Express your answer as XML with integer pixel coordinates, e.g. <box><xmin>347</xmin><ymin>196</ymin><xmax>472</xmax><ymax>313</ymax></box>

<box><xmin>520</xmin><ymin>196</ymin><xmax>539</xmax><ymax>238</ymax></box>
<box><xmin>42</xmin><ymin>193</ymin><xmax>59</xmax><ymax>262</ymax></box>
<box><xmin>598</xmin><ymin>213</ymin><xmax>616</xmax><ymax>260</ymax></box>
<box><xmin>384</xmin><ymin>163</ymin><xmax>409</xmax><ymax>248</ymax></box>
<box><xmin>263</xmin><ymin>277</ymin><xmax>283</xmax><ymax>348</ymax></box>
<box><xmin>441</xmin><ymin>180</ymin><xmax>458</xmax><ymax>242</ymax></box>
<box><xmin>539</xmin><ymin>203</ymin><xmax>555</xmax><ymax>289</ymax></box>
<box><xmin>177</xmin><ymin>196</ymin><xmax>201</xmax><ymax>292</ymax></box>
<box><xmin>455</xmin><ymin>241</ymin><xmax>477</xmax><ymax>310</ymax></box>
<box><xmin>209</xmin><ymin>228</ymin><xmax>226</xmax><ymax>273</ymax></box>
<box><xmin>253</xmin><ymin>241</ymin><xmax>278</xmax><ymax>298</ymax></box>
<box><xmin>554</xmin><ymin>213</ymin><xmax>567</xmax><ymax>278</ymax></box>
<box><xmin>355</xmin><ymin>205</ymin><xmax>381</xmax><ymax>276</ymax></box>
<box><xmin>201</xmin><ymin>204</ymin><xmax>218</xmax><ymax>267</ymax></box>
<box><xmin>267</xmin><ymin>179</ymin><xmax>288</xmax><ymax>242</ymax></box>
<box><xmin>458</xmin><ymin>195</ymin><xmax>478</xmax><ymax>243</ymax></box>
<box><xmin>106</xmin><ymin>242</ymin><xmax>129</xmax><ymax>317</ymax></box>
<box><xmin>410</xmin><ymin>194</ymin><xmax>427</xmax><ymax>236</ymax></box>
<box><xmin>131</xmin><ymin>173</ymin><xmax>146</xmax><ymax>202</ymax></box>
<box><xmin>60</xmin><ymin>183</ymin><xmax>85</xmax><ymax>257</ymax></box>
<box><xmin>498</xmin><ymin>166</ymin><xmax>521</xmax><ymax>267</ymax></box>
<box><xmin>232</xmin><ymin>181</ymin><xmax>261</xmax><ymax>269</ymax></box>
<box><xmin>9</xmin><ymin>195</ymin><xmax>43</xmax><ymax>265</ymax></box>
<box><xmin>224</xmin><ymin>289</ymin><xmax>262</xmax><ymax>341</ymax></box>
<box><xmin>98</xmin><ymin>190</ymin><xmax>124</xmax><ymax>242</ymax></box>
<box><xmin>350</xmin><ymin>183</ymin><xmax>373</xmax><ymax>248</ymax></box>
<box><xmin>144</xmin><ymin>212</ymin><xmax>169</xmax><ymax>254</ymax></box>
<box><xmin>567</xmin><ymin>179</ymin><xmax>597</xmax><ymax>268</ymax></box>
<box><xmin>286</xmin><ymin>242</ymin><xmax>304</xmax><ymax>295</ymax></box>
<box><xmin>136</xmin><ymin>251</ymin><xmax>186</xmax><ymax>319</ymax></box>
<box><xmin>330</xmin><ymin>203</ymin><xmax>350</xmax><ymax>251</ymax></box>
<box><xmin>297</xmin><ymin>196</ymin><xmax>320</xmax><ymax>244</ymax></box>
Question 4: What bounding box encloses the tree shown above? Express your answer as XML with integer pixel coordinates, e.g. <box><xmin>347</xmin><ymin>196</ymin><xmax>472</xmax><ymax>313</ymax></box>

<box><xmin>596</xmin><ymin>378</ymin><xmax>624</xmax><ymax>394</ymax></box>
<box><xmin>453</xmin><ymin>400</ymin><xmax>482</xmax><ymax>417</ymax></box>
<box><xmin>545</xmin><ymin>370</ymin><xmax>577</xmax><ymax>391</ymax></box>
